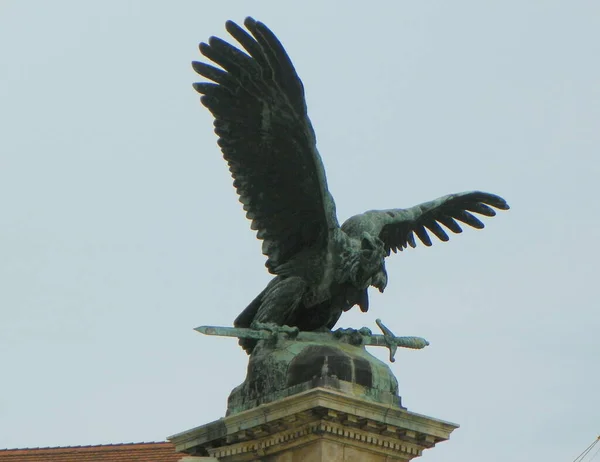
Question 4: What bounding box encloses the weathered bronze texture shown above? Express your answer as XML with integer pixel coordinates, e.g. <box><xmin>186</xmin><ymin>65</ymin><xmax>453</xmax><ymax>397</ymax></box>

<box><xmin>196</xmin><ymin>319</ymin><xmax>428</xmax><ymax>363</ymax></box>
<box><xmin>192</xmin><ymin>18</ymin><xmax>509</xmax><ymax>354</ymax></box>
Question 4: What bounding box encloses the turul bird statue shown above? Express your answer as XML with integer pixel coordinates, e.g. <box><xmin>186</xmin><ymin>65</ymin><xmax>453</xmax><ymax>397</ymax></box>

<box><xmin>192</xmin><ymin>17</ymin><xmax>509</xmax><ymax>353</ymax></box>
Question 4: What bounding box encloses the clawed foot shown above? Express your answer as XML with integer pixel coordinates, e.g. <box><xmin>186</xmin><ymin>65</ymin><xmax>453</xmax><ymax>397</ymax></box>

<box><xmin>250</xmin><ymin>321</ymin><xmax>300</xmax><ymax>338</ymax></box>
<box><xmin>250</xmin><ymin>321</ymin><xmax>278</xmax><ymax>332</ymax></box>
<box><xmin>333</xmin><ymin>327</ymin><xmax>370</xmax><ymax>345</ymax></box>
<box><xmin>333</xmin><ymin>327</ymin><xmax>372</xmax><ymax>337</ymax></box>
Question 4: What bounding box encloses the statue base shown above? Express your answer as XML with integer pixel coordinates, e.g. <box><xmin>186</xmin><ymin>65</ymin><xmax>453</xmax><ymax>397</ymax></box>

<box><xmin>173</xmin><ymin>325</ymin><xmax>457</xmax><ymax>460</ymax></box>
<box><xmin>227</xmin><ymin>331</ymin><xmax>402</xmax><ymax>415</ymax></box>
<box><xmin>169</xmin><ymin>387</ymin><xmax>458</xmax><ymax>461</ymax></box>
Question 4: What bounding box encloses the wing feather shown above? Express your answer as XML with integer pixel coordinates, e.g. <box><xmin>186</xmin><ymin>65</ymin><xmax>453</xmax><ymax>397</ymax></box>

<box><xmin>341</xmin><ymin>191</ymin><xmax>509</xmax><ymax>255</ymax></box>
<box><xmin>424</xmin><ymin>220</ymin><xmax>450</xmax><ymax>242</ymax></box>
<box><xmin>406</xmin><ymin>230</ymin><xmax>417</xmax><ymax>249</ymax></box>
<box><xmin>437</xmin><ymin>215</ymin><xmax>463</xmax><ymax>234</ymax></box>
<box><xmin>451</xmin><ymin>210</ymin><xmax>485</xmax><ymax>229</ymax></box>
<box><xmin>414</xmin><ymin>225</ymin><xmax>433</xmax><ymax>247</ymax></box>
<box><xmin>194</xmin><ymin>18</ymin><xmax>339</xmax><ymax>272</ymax></box>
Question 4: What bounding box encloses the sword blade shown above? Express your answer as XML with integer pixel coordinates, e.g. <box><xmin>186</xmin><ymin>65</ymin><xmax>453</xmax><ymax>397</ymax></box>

<box><xmin>195</xmin><ymin>325</ymin><xmax>429</xmax><ymax>351</ymax></box>
<box><xmin>195</xmin><ymin>325</ymin><xmax>271</xmax><ymax>340</ymax></box>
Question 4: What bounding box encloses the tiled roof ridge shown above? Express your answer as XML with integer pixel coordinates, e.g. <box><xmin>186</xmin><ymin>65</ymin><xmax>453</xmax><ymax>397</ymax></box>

<box><xmin>0</xmin><ymin>441</ymin><xmax>172</xmax><ymax>452</ymax></box>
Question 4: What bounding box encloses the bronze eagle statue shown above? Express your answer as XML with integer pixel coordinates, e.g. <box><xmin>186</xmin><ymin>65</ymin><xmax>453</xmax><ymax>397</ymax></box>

<box><xmin>193</xmin><ymin>17</ymin><xmax>509</xmax><ymax>353</ymax></box>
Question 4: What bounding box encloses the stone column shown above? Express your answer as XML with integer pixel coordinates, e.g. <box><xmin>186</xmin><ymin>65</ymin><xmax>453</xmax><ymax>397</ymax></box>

<box><xmin>169</xmin><ymin>387</ymin><xmax>458</xmax><ymax>461</ymax></box>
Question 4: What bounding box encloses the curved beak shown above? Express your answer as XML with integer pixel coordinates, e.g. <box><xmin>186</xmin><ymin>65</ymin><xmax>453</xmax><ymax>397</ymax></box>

<box><xmin>358</xmin><ymin>289</ymin><xmax>369</xmax><ymax>312</ymax></box>
<box><xmin>372</xmin><ymin>269</ymin><xmax>388</xmax><ymax>293</ymax></box>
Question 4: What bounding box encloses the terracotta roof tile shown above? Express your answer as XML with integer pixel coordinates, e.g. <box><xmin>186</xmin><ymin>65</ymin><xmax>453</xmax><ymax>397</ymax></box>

<box><xmin>0</xmin><ymin>442</ymin><xmax>183</xmax><ymax>461</ymax></box>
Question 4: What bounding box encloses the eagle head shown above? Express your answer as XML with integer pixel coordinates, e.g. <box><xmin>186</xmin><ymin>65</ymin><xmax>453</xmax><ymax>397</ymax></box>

<box><xmin>350</xmin><ymin>232</ymin><xmax>388</xmax><ymax>292</ymax></box>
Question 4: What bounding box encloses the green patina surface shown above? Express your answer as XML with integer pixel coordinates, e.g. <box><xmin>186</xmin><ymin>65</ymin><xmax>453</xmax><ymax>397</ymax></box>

<box><xmin>197</xmin><ymin>318</ymin><xmax>428</xmax><ymax>363</ymax></box>
<box><xmin>226</xmin><ymin>329</ymin><xmax>404</xmax><ymax>415</ymax></box>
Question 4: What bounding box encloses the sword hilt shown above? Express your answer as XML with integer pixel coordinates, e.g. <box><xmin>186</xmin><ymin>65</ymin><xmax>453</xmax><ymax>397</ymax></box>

<box><xmin>376</xmin><ymin>318</ymin><xmax>399</xmax><ymax>362</ymax></box>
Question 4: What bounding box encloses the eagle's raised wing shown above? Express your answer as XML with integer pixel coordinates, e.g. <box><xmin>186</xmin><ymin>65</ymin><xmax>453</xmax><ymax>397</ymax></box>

<box><xmin>341</xmin><ymin>191</ymin><xmax>509</xmax><ymax>255</ymax></box>
<box><xmin>193</xmin><ymin>18</ymin><xmax>338</xmax><ymax>272</ymax></box>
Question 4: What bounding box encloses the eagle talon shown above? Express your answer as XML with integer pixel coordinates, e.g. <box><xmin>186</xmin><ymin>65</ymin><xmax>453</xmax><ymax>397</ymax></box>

<box><xmin>250</xmin><ymin>321</ymin><xmax>279</xmax><ymax>333</ymax></box>
<box><xmin>358</xmin><ymin>327</ymin><xmax>372</xmax><ymax>336</ymax></box>
<box><xmin>250</xmin><ymin>322</ymin><xmax>299</xmax><ymax>339</ymax></box>
<box><xmin>279</xmin><ymin>325</ymin><xmax>300</xmax><ymax>338</ymax></box>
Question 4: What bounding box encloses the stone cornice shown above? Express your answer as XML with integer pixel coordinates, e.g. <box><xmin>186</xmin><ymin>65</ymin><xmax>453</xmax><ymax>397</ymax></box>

<box><xmin>209</xmin><ymin>418</ymin><xmax>425</xmax><ymax>460</ymax></box>
<box><xmin>169</xmin><ymin>387</ymin><xmax>458</xmax><ymax>459</ymax></box>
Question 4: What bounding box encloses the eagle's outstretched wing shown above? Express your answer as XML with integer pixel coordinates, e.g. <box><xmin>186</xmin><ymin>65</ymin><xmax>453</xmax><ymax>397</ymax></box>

<box><xmin>341</xmin><ymin>191</ymin><xmax>509</xmax><ymax>255</ymax></box>
<box><xmin>193</xmin><ymin>18</ymin><xmax>338</xmax><ymax>272</ymax></box>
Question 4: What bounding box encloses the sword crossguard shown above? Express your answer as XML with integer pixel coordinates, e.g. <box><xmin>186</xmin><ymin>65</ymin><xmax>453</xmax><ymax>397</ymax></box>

<box><xmin>376</xmin><ymin>318</ymin><xmax>399</xmax><ymax>362</ymax></box>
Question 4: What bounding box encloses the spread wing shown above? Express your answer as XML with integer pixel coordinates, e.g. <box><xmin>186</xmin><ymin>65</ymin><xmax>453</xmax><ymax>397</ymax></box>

<box><xmin>193</xmin><ymin>18</ymin><xmax>338</xmax><ymax>272</ymax></box>
<box><xmin>341</xmin><ymin>191</ymin><xmax>509</xmax><ymax>255</ymax></box>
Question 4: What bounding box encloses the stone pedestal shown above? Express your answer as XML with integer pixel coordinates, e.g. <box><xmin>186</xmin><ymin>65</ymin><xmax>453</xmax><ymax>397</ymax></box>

<box><xmin>169</xmin><ymin>387</ymin><xmax>458</xmax><ymax>461</ymax></box>
<box><xmin>226</xmin><ymin>332</ymin><xmax>404</xmax><ymax>416</ymax></box>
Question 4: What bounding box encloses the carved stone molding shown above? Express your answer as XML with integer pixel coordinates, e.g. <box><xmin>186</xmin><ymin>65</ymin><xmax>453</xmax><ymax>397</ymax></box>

<box><xmin>169</xmin><ymin>387</ymin><xmax>458</xmax><ymax>461</ymax></box>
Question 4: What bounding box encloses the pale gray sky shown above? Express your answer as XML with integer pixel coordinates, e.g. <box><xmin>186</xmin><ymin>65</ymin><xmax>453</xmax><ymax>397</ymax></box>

<box><xmin>1</xmin><ymin>1</ymin><xmax>598</xmax><ymax>461</ymax></box>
